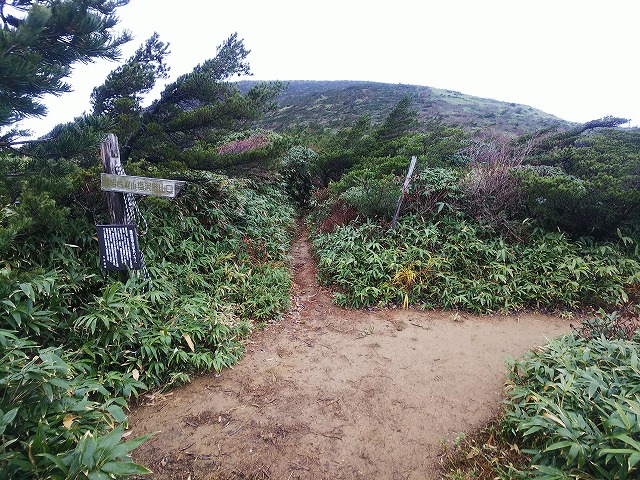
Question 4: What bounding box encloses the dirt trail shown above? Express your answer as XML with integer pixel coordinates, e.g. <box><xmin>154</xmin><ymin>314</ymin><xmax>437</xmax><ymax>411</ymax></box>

<box><xmin>129</xmin><ymin>227</ymin><xmax>570</xmax><ymax>479</ymax></box>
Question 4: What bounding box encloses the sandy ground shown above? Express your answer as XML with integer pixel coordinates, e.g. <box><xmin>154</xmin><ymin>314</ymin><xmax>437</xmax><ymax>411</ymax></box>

<box><xmin>128</xmin><ymin>228</ymin><xmax>571</xmax><ymax>479</ymax></box>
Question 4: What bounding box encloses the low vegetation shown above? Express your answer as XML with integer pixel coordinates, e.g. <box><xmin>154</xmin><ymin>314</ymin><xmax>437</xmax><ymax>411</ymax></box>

<box><xmin>303</xmin><ymin>110</ymin><xmax>640</xmax><ymax>479</ymax></box>
<box><xmin>0</xmin><ymin>167</ymin><xmax>295</xmax><ymax>477</ymax></box>
<box><xmin>442</xmin><ymin>314</ymin><xmax>640</xmax><ymax>479</ymax></box>
<box><xmin>312</xmin><ymin>215</ymin><xmax>638</xmax><ymax>313</ymax></box>
<box><xmin>504</xmin><ymin>329</ymin><xmax>640</xmax><ymax>479</ymax></box>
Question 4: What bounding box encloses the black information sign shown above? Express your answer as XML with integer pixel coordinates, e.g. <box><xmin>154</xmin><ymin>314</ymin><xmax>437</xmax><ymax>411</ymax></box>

<box><xmin>96</xmin><ymin>224</ymin><xmax>141</xmax><ymax>270</ymax></box>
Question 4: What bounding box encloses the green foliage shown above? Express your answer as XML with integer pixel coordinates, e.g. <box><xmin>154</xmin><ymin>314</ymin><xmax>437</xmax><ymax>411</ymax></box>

<box><xmin>521</xmin><ymin>128</ymin><xmax>640</xmax><ymax>237</ymax></box>
<box><xmin>140</xmin><ymin>172</ymin><xmax>295</xmax><ymax>324</ymax></box>
<box><xmin>531</xmin><ymin>116</ymin><xmax>630</xmax><ymax>153</ymax></box>
<box><xmin>0</xmin><ymin>164</ymin><xmax>295</xmax><ymax>478</ymax></box>
<box><xmin>519</xmin><ymin>165</ymin><xmax>586</xmax><ymax>230</ymax></box>
<box><xmin>336</xmin><ymin>155</ymin><xmax>411</xmax><ymax>180</ymax></box>
<box><xmin>307</xmin><ymin>118</ymin><xmax>468</xmax><ymax>223</ymax></box>
<box><xmin>375</xmin><ymin>95</ymin><xmax>419</xmax><ymax>145</ymax></box>
<box><xmin>0</xmin><ymin>329</ymin><xmax>151</xmax><ymax>479</ymax></box>
<box><xmin>72</xmin><ymin>278</ymin><xmax>249</xmax><ymax>393</ymax></box>
<box><xmin>91</xmin><ymin>33</ymin><xmax>170</xmax><ymax>117</ymax></box>
<box><xmin>25</xmin><ymin>114</ymin><xmax>117</xmax><ymax>163</ymax></box>
<box><xmin>279</xmin><ymin>145</ymin><xmax>316</xmax><ymax>208</ymax></box>
<box><xmin>0</xmin><ymin>0</ymin><xmax>131</xmax><ymax>130</ymax></box>
<box><xmin>109</xmin><ymin>33</ymin><xmax>286</xmax><ymax>164</ymax></box>
<box><xmin>400</xmin><ymin>120</ymin><xmax>469</xmax><ymax>167</ymax></box>
<box><xmin>402</xmin><ymin>167</ymin><xmax>463</xmax><ymax>216</ymax></box>
<box><xmin>311</xmin><ymin>214</ymin><xmax>640</xmax><ymax>312</ymax></box>
<box><xmin>90</xmin><ymin>33</ymin><xmax>170</xmax><ymax>145</ymax></box>
<box><xmin>332</xmin><ymin>169</ymin><xmax>400</xmax><ymax>220</ymax></box>
<box><xmin>28</xmin><ymin>33</ymin><xmax>284</xmax><ymax>166</ymax></box>
<box><xmin>179</xmin><ymin>130</ymin><xmax>288</xmax><ymax>175</ymax></box>
<box><xmin>0</xmin><ymin>153</ymin><xmax>83</xmax><ymax>256</ymax></box>
<box><xmin>504</xmin><ymin>334</ymin><xmax>640</xmax><ymax>479</ymax></box>
<box><xmin>308</xmin><ymin>115</ymin><xmax>375</xmax><ymax>186</ymax></box>
<box><xmin>304</xmin><ymin>110</ymin><xmax>465</xmax><ymax>190</ymax></box>
<box><xmin>310</xmin><ymin>128</ymin><xmax>640</xmax><ymax>310</ymax></box>
<box><xmin>304</xmin><ymin>118</ymin><xmax>471</xmax><ymax>237</ymax></box>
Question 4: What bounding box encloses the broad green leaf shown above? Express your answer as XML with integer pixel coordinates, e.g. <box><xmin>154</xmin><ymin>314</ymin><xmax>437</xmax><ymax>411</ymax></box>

<box><xmin>80</xmin><ymin>432</ymin><xmax>98</xmax><ymax>470</ymax></box>
<box><xmin>110</xmin><ymin>433</ymin><xmax>155</xmax><ymax>458</ymax></box>
<box><xmin>97</xmin><ymin>425</ymin><xmax>124</xmax><ymax>452</ymax></box>
<box><xmin>600</xmin><ymin>448</ymin><xmax>637</xmax><ymax>454</ymax></box>
<box><xmin>2</xmin><ymin>407</ymin><xmax>18</xmax><ymax>425</ymax></box>
<box><xmin>100</xmin><ymin>461</ymin><xmax>152</xmax><ymax>475</ymax></box>
<box><xmin>611</xmin><ymin>433</ymin><xmax>640</xmax><ymax>451</ymax></box>
<box><xmin>48</xmin><ymin>377</ymin><xmax>70</xmax><ymax>389</ymax></box>
<box><xmin>88</xmin><ymin>471</ymin><xmax>111</xmax><ymax>480</ymax></box>
<box><xmin>39</xmin><ymin>453</ymin><xmax>69</xmax><ymax>474</ymax></box>
<box><xmin>544</xmin><ymin>440</ymin><xmax>574</xmax><ymax>451</ymax></box>
<box><xmin>106</xmin><ymin>405</ymin><xmax>127</xmax><ymax>423</ymax></box>
<box><xmin>18</xmin><ymin>283</ymin><xmax>35</xmax><ymax>301</ymax></box>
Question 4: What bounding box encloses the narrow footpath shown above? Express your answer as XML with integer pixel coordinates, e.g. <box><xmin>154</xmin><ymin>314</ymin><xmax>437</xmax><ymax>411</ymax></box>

<box><xmin>129</xmin><ymin>225</ymin><xmax>570</xmax><ymax>479</ymax></box>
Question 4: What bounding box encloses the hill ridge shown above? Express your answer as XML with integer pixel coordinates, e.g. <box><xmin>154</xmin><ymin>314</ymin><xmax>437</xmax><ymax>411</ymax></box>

<box><xmin>238</xmin><ymin>79</ymin><xmax>574</xmax><ymax>135</ymax></box>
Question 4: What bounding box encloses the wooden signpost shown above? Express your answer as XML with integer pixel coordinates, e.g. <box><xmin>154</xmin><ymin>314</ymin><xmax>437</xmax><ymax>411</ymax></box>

<box><xmin>391</xmin><ymin>155</ymin><xmax>418</xmax><ymax>229</ymax></box>
<box><xmin>100</xmin><ymin>134</ymin><xmax>128</xmax><ymax>226</ymax></box>
<box><xmin>98</xmin><ymin>133</ymin><xmax>185</xmax><ymax>274</ymax></box>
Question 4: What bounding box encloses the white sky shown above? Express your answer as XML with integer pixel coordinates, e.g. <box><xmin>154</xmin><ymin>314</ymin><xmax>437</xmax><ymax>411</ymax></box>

<box><xmin>20</xmin><ymin>0</ymin><xmax>640</xmax><ymax>137</ymax></box>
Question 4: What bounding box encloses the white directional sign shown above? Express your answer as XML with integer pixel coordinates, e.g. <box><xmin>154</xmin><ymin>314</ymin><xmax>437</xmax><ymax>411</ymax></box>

<box><xmin>101</xmin><ymin>173</ymin><xmax>186</xmax><ymax>198</ymax></box>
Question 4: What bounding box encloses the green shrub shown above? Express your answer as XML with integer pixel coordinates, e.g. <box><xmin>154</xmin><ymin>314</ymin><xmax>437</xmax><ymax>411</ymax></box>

<box><xmin>0</xmin><ymin>168</ymin><xmax>296</xmax><ymax>478</ymax></box>
<box><xmin>402</xmin><ymin>167</ymin><xmax>463</xmax><ymax>216</ymax></box>
<box><xmin>279</xmin><ymin>145</ymin><xmax>316</xmax><ymax>208</ymax></box>
<box><xmin>178</xmin><ymin>130</ymin><xmax>288</xmax><ymax>174</ymax></box>
<box><xmin>0</xmin><ymin>329</ymin><xmax>151</xmax><ymax>479</ymax></box>
<box><xmin>519</xmin><ymin>165</ymin><xmax>591</xmax><ymax>232</ymax></box>
<box><xmin>329</xmin><ymin>168</ymin><xmax>400</xmax><ymax>220</ymax></box>
<box><xmin>312</xmin><ymin>214</ymin><xmax>640</xmax><ymax>313</ymax></box>
<box><xmin>504</xmin><ymin>334</ymin><xmax>640</xmax><ymax>479</ymax></box>
<box><xmin>337</xmin><ymin>155</ymin><xmax>412</xmax><ymax>179</ymax></box>
<box><xmin>0</xmin><ymin>154</ymin><xmax>84</xmax><ymax>259</ymax></box>
<box><xmin>522</xmin><ymin>129</ymin><xmax>640</xmax><ymax>238</ymax></box>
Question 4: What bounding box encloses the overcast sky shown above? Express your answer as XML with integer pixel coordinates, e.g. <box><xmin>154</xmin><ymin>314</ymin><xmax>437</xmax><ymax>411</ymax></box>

<box><xmin>21</xmin><ymin>0</ymin><xmax>640</xmax><ymax>137</ymax></box>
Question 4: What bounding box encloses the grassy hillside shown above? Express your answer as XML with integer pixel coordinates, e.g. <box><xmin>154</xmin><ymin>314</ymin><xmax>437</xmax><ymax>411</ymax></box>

<box><xmin>238</xmin><ymin>80</ymin><xmax>574</xmax><ymax>135</ymax></box>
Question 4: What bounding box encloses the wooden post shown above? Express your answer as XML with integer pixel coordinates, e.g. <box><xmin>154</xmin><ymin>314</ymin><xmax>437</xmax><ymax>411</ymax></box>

<box><xmin>100</xmin><ymin>134</ymin><xmax>127</xmax><ymax>224</ymax></box>
<box><xmin>391</xmin><ymin>156</ymin><xmax>417</xmax><ymax>229</ymax></box>
<box><xmin>97</xmin><ymin>133</ymin><xmax>183</xmax><ymax>282</ymax></box>
<box><xmin>99</xmin><ymin>134</ymin><xmax>130</xmax><ymax>282</ymax></box>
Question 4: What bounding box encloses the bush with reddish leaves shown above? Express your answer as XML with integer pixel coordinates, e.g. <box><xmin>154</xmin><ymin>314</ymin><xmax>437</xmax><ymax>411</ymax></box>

<box><xmin>217</xmin><ymin>134</ymin><xmax>271</xmax><ymax>155</ymax></box>
<box><xmin>319</xmin><ymin>199</ymin><xmax>359</xmax><ymax>233</ymax></box>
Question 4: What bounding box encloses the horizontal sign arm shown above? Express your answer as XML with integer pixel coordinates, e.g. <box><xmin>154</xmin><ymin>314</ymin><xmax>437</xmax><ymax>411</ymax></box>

<box><xmin>101</xmin><ymin>173</ymin><xmax>186</xmax><ymax>198</ymax></box>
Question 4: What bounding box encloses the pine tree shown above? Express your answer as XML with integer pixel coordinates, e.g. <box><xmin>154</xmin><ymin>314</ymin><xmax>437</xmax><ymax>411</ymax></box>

<box><xmin>90</xmin><ymin>32</ymin><xmax>170</xmax><ymax>144</ymax></box>
<box><xmin>109</xmin><ymin>32</ymin><xmax>285</xmax><ymax>164</ymax></box>
<box><xmin>0</xmin><ymin>0</ymin><xmax>130</xmax><ymax>244</ymax></box>
<box><xmin>375</xmin><ymin>95</ymin><xmax>419</xmax><ymax>143</ymax></box>
<box><xmin>84</xmin><ymin>32</ymin><xmax>285</xmax><ymax>164</ymax></box>
<box><xmin>0</xmin><ymin>0</ymin><xmax>131</xmax><ymax>136</ymax></box>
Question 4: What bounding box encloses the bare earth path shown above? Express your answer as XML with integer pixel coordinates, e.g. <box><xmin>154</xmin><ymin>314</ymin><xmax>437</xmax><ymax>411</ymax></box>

<box><xmin>129</xmin><ymin>226</ymin><xmax>570</xmax><ymax>479</ymax></box>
